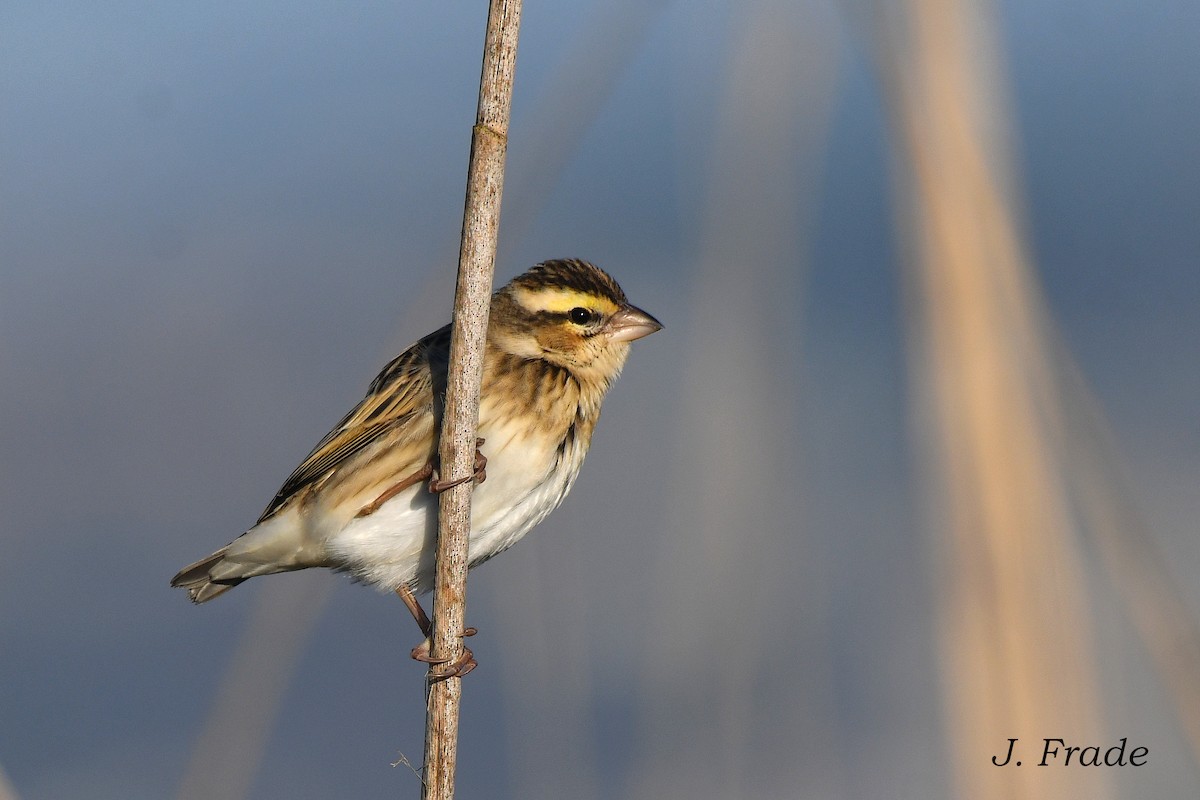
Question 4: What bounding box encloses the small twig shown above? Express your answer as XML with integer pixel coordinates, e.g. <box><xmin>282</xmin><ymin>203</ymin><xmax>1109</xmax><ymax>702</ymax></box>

<box><xmin>420</xmin><ymin>1</ymin><xmax>523</xmax><ymax>799</ymax></box>
<box><xmin>391</xmin><ymin>751</ymin><xmax>425</xmax><ymax>785</ymax></box>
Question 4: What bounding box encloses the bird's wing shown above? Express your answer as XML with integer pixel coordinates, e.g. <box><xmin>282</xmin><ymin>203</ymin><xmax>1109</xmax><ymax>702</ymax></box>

<box><xmin>257</xmin><ymin>324</ymin><xmax>450</xmax><ymax>522</ymax></box>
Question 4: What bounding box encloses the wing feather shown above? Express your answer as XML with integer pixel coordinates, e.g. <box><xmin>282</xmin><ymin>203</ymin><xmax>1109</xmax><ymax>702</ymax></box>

<box><xmin>257</xmin><ymin>325</ymin><xmax>450</xmax><ymax>522</ymax></box>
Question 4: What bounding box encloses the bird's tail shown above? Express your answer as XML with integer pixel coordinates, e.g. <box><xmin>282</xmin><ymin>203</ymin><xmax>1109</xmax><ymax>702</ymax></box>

<box><xmin>170</xmin><ymin>511</ymin><xmax>320</xmax><ymax>603</ymax></box>
<box><xmin>170</xmin><ymin>548</ymin><xmax>246</xmax><ymax>603</ymax></box>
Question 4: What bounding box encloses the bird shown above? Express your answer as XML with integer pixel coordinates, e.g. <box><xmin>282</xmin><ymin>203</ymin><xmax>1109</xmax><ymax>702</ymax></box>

<box><xmin>171</xmin><ymin>259</ymin><xmax>661</xmax><ymax>676</ymax></box>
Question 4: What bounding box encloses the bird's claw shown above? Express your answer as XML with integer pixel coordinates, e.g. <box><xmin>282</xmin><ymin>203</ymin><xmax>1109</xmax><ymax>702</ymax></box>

<box><xmin>428</xmin><ymin>438</ymin><xmax>488</xmax><ymax>493</ymax></box>
<box><xmin>431</xmin><ymin>650</ymin><xmax>478</xmax><ymax>681</ymax></box>
<box><xmin>410</xmin><ymin>629</ymin><xmax>479</xmax><ymax>681</ymax></box>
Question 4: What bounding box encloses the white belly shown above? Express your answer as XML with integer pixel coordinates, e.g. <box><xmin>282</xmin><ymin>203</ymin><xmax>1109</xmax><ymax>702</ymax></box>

<box><xmin>325</xmin><ymin>423</ymin><xmax>584</xmax><ymax>593</ymax></box>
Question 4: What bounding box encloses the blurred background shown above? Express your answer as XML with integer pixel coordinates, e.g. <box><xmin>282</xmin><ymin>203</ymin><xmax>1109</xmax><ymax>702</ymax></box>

<box><xmin>2</xmin><ymin>0</ymin><xmax>1198</xmax><ymax>798</ymax></box>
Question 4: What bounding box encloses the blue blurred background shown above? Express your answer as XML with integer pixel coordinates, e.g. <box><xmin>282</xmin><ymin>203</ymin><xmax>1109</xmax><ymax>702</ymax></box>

<box><xmin>2</xmin><ymin>0</ymin><xmax>1198</xmax><ymax>798</ymax></box>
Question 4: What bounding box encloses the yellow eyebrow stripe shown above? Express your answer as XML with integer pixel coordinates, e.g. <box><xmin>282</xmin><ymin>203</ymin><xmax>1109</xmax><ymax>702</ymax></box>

<box><xmin>514</xmin><ymin>286</ymin><xmax>621</xmax><ymax>316</ymax></box>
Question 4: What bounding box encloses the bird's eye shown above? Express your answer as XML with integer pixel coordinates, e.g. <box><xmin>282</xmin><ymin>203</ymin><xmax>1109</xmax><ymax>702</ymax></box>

<box><xmin>568</xmin><ymin>307</ymin><xmax>593</xmax><ymax>325</ymax></box>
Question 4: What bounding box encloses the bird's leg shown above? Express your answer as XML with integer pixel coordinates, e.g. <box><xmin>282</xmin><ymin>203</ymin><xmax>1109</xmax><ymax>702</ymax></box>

<box><xmin>354</xmin><ymin>437</ymin><xmax>486</xmax><ymax>517</ymax></box>
<box><xmin>396</xmin><ymin>585</ymin><xmax>478</xmax><ymax>680</ymax></box>
<box><xmin>428</xmin><ymin>438</ymin><xmax>488</xmax><ymax>493</ymax></box>
<box><xmin>396</xmin><ymin>584</ymin><xmax>433</xmax><ymax>637</ymax></box>
<box><xmin>355</xmin><ymin>464</ymin><xmax>434</xmax><ymax>519</ymax></box>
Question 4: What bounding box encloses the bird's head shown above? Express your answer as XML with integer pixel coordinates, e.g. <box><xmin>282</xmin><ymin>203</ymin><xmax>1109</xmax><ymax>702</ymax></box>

<box><xmin>489</xmin><ymin>259</ymin><xmax>662</xmax><ymax>386</ymax></box>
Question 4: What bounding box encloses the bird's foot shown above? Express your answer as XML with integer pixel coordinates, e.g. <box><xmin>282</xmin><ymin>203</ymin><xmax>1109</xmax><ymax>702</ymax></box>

<box><xmin>410</xmin><ymin>627</ymin><xmax>479</xmax><ymax>680</ymax></box>
<box><xmin>428</xmin><ymin>438</ymin><xmax>488</xmax><ymax>493</ymax></box>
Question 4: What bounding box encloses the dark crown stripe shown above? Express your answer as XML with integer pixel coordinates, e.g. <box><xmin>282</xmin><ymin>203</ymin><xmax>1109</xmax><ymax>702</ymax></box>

<box><xmin>511</xmin><ymin>259</ymin><xmax>628</xmax><ymax>305</ymax></box>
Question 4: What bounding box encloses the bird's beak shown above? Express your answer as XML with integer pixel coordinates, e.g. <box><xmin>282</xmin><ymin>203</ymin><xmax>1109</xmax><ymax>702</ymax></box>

<box><xmin>604</xmin><ymin>303</ymin><xmax>663</xmax><ymax>342</ymax></box>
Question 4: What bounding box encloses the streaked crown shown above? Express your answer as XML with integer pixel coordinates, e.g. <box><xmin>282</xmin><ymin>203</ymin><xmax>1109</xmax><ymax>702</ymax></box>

<box><xmin>508</xmin><ymin>259</ymin><xmax>628</xmax><ymax>307</ymax></box>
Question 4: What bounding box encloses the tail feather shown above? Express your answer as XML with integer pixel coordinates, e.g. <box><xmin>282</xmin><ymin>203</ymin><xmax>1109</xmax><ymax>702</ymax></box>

<box><xmin>170</xmin><ymin>511</ymin><xmax>321</xmax><ymax>603</ymax></box>
<box><xmin>170</xmin><ymin>548</ymin><xmax>247</xmax><ymax>603</ymax></box>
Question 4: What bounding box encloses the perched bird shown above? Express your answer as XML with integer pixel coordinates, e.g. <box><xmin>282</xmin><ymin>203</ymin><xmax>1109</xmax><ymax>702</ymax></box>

<box><xmin>171</xmin><ymin>259</ymin><xmax>660</xmax><ymax>673</ymax></box>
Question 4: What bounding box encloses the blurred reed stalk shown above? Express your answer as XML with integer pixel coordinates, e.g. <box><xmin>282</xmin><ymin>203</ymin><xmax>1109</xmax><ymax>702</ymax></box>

<box><xmin>175</xmin><ymin>573</ymin><xmax>334</xmax><ymax>800</ymax></box>
<box><xmin>0</xmin><ymin>763</ymin><xmax>19</xmax><ymax>800</ymax></box>
<box><xmin>633</xmin><ymin>1</ymin><xmax>842</xmax><ymax>796</ymax></box>
<box><xmin>1055</xmin><ymin>353</ymin><xmax>1200</xmax><ymax>768</ymax></box>
<box><xmin>422</xmin><ymin>0</ymin><xmax>522</xmax><ymax>797</ymax></box>
<box><xmin>876</xmin><ymin>0</ymin><xmax>1111</xmax><ymax>797</ymax></box>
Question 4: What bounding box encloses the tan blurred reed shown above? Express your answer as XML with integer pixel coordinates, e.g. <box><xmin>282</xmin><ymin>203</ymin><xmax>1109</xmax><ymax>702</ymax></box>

<box><xmin>0</xmin><ymin>763</ymin><xmax>20</xmax><ymax>800</ymax></box>
<box><xmin>879</xmin><ymin>0</ymin><xmax>1111</xmax><ymax>796</ymax></box>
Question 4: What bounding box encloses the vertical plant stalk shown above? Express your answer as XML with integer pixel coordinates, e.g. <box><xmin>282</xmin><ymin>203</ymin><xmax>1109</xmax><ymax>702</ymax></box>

<box><xmin>421</xmin><ymin>1</ymin><xmax>521</xmax><ymax>799</ymax></box>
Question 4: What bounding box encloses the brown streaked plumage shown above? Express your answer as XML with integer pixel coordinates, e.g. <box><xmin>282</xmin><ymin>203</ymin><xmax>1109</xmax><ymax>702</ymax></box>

<box><xmin>171</xmin><ymin>259</ymin><xmax>661</xmax><ymax>607</ymax></box>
